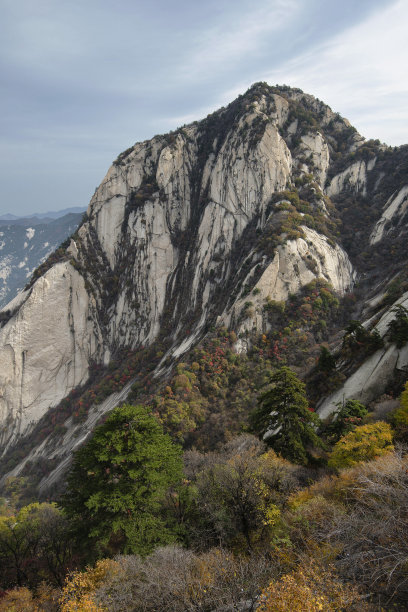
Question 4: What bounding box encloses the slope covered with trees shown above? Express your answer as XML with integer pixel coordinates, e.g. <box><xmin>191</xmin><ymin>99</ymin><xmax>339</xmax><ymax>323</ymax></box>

<box><xmin>1</xmin><ymin>82</ymin><xmax>408</xmax><ymax>609</ymax></box>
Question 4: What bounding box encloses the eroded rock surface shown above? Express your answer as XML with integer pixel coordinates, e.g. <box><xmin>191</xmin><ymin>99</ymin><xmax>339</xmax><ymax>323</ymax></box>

<box><xmin>0</xmin><ymin>81</ymin><xmax>406</xmax><ymax>460</ymax></box>
<box><xmin>0</xmin><ymin>262</ymin><xmax>103</xmax><ymax>448</ymax></box>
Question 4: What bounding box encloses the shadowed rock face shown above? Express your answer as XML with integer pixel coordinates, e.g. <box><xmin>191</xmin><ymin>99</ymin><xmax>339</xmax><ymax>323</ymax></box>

<box><xmin>0</xmin><ymin>82</ymin><xmax>406</xmax><ymax>455</ymax></box>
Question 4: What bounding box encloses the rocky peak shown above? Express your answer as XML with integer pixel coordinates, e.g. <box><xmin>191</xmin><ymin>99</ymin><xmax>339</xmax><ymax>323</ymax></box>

<box><xmin>0</xmin><ymin>84</ymin><xmax>407</xmax><ymax>490</ymax></box>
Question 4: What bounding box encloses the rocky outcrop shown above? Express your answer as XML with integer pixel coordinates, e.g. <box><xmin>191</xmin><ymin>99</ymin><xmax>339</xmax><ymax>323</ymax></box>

<box><xmin>299</xmin><ymin>133</ymin><xmax>330</xmax><ymax>187</ymax></box>
<box><xmin>0</xmin><ymin>262</ymin><xmax>104</xmax><ymax>449</ymax></box>
<box><xmin>327</xmin><ymin>158</ymin><xmax>376</xmax><ymax>197</ymax></box>
<box><xmin>0</xmin><ymin>81</ymin><xmax>406</xmax><ymax>464</ymax></box>
<box><xmin>221</xmin><ymin>227</ymin><xmax>354</xmax><ymax>336</ymax></box>
<box><xmin>318</xmin><ymin>292</ymin><xmax>408</xmax><ymax>418</ymax></box>
<box><xmin>370</xmin><ymin>185</ymin><xmax>408</xmax><ymax>244</ymax></box>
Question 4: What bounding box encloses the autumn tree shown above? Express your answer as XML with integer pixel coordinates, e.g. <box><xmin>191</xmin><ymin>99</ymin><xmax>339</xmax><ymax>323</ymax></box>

<box><xmin>257</xmin><ymin>561</ymin><xmax>369</xmax><ymax>611</ymax></box>
<box><xmin>250</xmin><ymin>367</ymin><xmax>322</xmax><ymax>464</ymax></box>
<box><xmin>328</xmin><ymin>421</ymin><xmax>394</xmax><ymax>470</ymax></box>
<box><xmin>192</xmin><ymin>437</ymin><xmax>298</xmax><ymax>550</ymax></box>
<box><xmin>61</xmin><ymin>404</ymin><xmax>183</xmax><ymax>556</ymax></box>
<box><xmin>0</xmin><ymin>502</ymin><xmax>74</xmax><ymax>589</ymax></box>
<box><xmin>328</xmin><ymin>451</ymin><xmax>408</xmax><ymax>606</ymax></box>
<box><xmin>391</xmin><ymin>379</ymin><xmax>408</xmax><ymax>441</ymax></box>
<box><xmin>61</xmin><ymin>546</ymin><xmax>274</xmax><ymax>612</ymax></box>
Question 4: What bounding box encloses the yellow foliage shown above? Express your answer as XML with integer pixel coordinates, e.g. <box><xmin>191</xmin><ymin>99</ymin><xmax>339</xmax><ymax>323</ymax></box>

<box><xmin>328</xmin><ymin>421</ymin><xmax>394</xmax><ymax>470</ymax></box>
<box><xmin>34</xmin><ymin>582</ymin><xmax>61</xmax><ymax>612</ymax></box>
<box><xmin>0</xmin><ymin>587</ymin><xmax>38</xmax><ymax>611</ymax></box>
<box><xmin>252</xmin><ymin>476</ymin><xmax>281</xmax><ymax>527</ymax></box>
<box><xmin>60</xmin><ymin>559</ymin><xmax>120</xmax><ymax>612</ymax></box>
<box><xmin>288</xmin><ymin>467</ymin><xmax>365</xmax><ymax>510</ymax></box>
<box><xmin>288</xmin><ymin>486</ymin><xmax>317</xmax><ymax>510</ymax></box>
<box><xmin>257</xmin><ymin>562</ymin><xmax>367</xmax><ymax>611</ymax></box>
<box><xmin>262</xmin><ymin>503</ymin><xmax>281</xmax><ymax>527</ymax></box>
<box><xmin>391</xmin><ymin>380</ymin><xmax>408</xmax><ymax>430</ymax></box>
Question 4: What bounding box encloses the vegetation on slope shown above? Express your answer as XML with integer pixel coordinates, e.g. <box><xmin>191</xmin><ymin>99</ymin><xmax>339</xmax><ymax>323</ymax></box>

<box><xmin>1</xmin><ymin>83</ymin><xmax>408</xmax><ymax>610</ymax></box>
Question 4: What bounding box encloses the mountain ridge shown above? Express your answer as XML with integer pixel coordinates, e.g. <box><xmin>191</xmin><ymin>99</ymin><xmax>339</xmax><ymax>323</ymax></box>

<box><xmin>0</xmin><ymin>206</ymin><xmax>87</xmax><ymax>223</ymax></box>
<box><xmin>0</xmin><ymin>82</ymin><xmax>407</xmax><ymax>494</ymax></box>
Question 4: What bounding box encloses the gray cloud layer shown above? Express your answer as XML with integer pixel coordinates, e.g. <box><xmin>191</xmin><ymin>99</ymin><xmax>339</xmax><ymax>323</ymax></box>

<box><xmin>0</xmin><ymin>0</ymin><xmax>404</xmax><ymax>215</ymax></box>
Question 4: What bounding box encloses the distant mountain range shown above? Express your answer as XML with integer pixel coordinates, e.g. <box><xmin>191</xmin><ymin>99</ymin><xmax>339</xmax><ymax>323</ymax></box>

<box><xmin>0</xmin><ymin>211</ymin><xmax>84</xmax><ymax>308</ymax></box>
<box><xmin>0</xmin><ymin>207</ymin><xmax>86</xmax><ymax>226</ymax></box>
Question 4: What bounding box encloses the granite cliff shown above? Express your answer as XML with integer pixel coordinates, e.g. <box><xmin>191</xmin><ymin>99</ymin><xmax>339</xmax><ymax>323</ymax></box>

<box><xmin>1</xmin><ymin>83</ymin><xmax>407</xmax><ymax>490</ymax></box>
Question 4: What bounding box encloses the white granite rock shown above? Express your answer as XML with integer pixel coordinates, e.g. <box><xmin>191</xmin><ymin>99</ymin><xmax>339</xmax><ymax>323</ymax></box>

<box><xmin>0</xmin><ymin>262</ymin><xmax>103</xmax><ymax>449</ymax></box>
<box><xmin>318</xmin><ymin>292</ymin><xmax>408</xmax><ymax>418</ymax></box>
<box><xmin>370</xmin><ymin>185</ymin><xmax>408</xmax><ymax>245</ymax></box>
<box><xmin>223</xmin><ymin>227</ymin><xmax>354</xmax><ymax>335</ymax></box>
<box><xmin>327</xmin><ymin>159</ymin><xmax>376</xmax><ymax>197</ymax></box>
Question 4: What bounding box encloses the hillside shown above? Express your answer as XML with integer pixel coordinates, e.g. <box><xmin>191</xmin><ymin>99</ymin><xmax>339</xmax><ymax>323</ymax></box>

<box><xmin>0</xmin><ymin>81</ymin><xmax>407</xmax><ymax>496</ymax></box>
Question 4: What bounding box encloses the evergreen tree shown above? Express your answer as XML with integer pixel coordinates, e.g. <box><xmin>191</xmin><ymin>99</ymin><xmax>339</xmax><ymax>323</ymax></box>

<box><xmin>387</xmin><ymin>304</ymin><xmax>408</xmax><ymax>348</ymax></box>
<box><xmin>342</xmin><ymin>320</ymin><xmax>383</xmax><ymax>354</ymax></box>
<box><xmin>61</xmin><ymin>404</ymin><xmax>183</xmax><ymax>556</ymax></box>
<box><xmin>324</xmin><ymin>399</ymin><xmax>368</xmax><ymax>443</ymax></box>
<box><xmin>250</xmin><ymin>367</ymin><xmax>322</xmax><ymax>464</ymax></box>
<box><xmin>317</xmin><ymin>346</ymin><xmax>336</xmax><ymax>373</ymax></box>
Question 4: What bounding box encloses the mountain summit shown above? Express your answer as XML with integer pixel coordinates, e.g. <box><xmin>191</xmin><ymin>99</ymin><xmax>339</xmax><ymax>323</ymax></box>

<box><xmin>0</xmin><ymin>83</ymin><xmax>407</xmax><ymax>491</ymax></box>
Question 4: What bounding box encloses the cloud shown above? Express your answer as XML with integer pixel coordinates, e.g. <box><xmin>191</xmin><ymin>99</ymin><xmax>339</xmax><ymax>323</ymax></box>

<box><xmin>0</xmin><ymin>0</ymin><xmax>406</xmax><ymax>215</ymax></box>
<box><xmin>178</xmin><ymin>0</ymin><xmax>300</xmax><ymax>80</ymax></box>
<box><xmin>263</xmin><ymin>0</ymin><xmax>408</xmax><ymax>144</ymax></box>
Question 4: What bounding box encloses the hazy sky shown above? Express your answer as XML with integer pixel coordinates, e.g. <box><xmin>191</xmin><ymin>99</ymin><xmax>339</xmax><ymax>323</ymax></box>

<box><xmin>1</xmin><ymin>0</ymin><xmax>407</xmax><ymax>216</ymax></box>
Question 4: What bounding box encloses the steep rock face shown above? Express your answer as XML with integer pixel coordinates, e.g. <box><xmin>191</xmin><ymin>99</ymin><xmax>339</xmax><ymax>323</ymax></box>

<box><xmin>327</xmin><ymin>159</ymin><xmax>376</xmax><ymax>197</ymax></box>
<box><xmin>222</xmin><ymin>227</ymin><xmax>354</xmax><ymax>336</ymax></box>
<box><xmin>0</xmin><ymin>262</ymin><xmax>103</xmax><ymax>449</ymax></box>
<box><xmin>299</xmin><ymin>133</ymin><xmax>330</xmax><ymax>187</ymax></box>
<box><xmin>71</xmin><ymin>101</ymin><xmax>294</xmax><ymax>357</ymax></box>
<box><xmin>1</xmin><ymin>81</ymin><xmax>404</xmax><ymax>460</ymax></box>
<box><xmin>370</xmin><ymin>185</ymin><xmax>408</xmax><ymax>244</ymax></box>
<box><xmin>318</xmin><ymin>292</ymin><xmax>408</xmax><ymax>418</ymax></box>
<box><xmin>319</xmin><ymin>343</ymin><xmax>408</xmax><ymax>419</ymax></box>
<box><xmin>0</xmin><ymin>88</ymin><xmax>302</xmax><ymax>446</ymax></box>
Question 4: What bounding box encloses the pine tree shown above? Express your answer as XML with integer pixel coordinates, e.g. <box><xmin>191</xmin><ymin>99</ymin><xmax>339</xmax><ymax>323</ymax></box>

<box><xmin>388</xmin><ymin>304</ymin><xmax>408</xmax><ymax>348</ymax></box>
<box><xmin>324</xmin><ymin>399</ymin><xmax>368</xmax><ymax>443</ymax></box>
<box><xmin>250</xmin><ymin>367</ymin><xmax>322</xmax><ymax>464</ymax></box>
<box><xmin>61</xmin><ymin>404</ymin><xmax>183</xmax><ymax>556</ymax></box>
<box><xmin>317</xmin><ymin>346</ymin><xmax>336</xmax><ymax>373</ymax></box>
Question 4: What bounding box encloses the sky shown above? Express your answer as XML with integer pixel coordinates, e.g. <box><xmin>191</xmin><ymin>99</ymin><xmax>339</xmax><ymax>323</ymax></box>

<box><xmin>1</xmin><ymin>0</ymin><xmax>407</xmax><ymax>216</ymax></box>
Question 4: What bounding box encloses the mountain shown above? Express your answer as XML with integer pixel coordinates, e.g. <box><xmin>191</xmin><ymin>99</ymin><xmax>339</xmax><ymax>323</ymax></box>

<box><xmin>0</xmin><ymin>213</ymin><xmax>84</xmax><ymax>308</ymax></box>
<box><xmin>0</xmin><ymin>214</ymin><xmax>20</xmax><ymax>221</ymax></box>
<box><xmin>0</xmin><ymin>217</ymin><xmax>56</xmax><ymax>226</ymax></box>
<box><xmin>0</xmin><ymin>82</ymin><xmax>407</xmax><ymax>494</ymax></box>
<box><xmin>0</xmin><ymin>206</ymin><xmax>86</xmax><ymax>224</ymax></box>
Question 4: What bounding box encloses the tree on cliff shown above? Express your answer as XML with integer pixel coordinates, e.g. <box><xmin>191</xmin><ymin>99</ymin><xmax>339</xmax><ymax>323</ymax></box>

<box><xmin>61</xmin><ymin>404</ymin><xmax>183</xmax><ymax>556</ymax></box>
<box><xmin>250</xmin><ymin>366</ymin><xmax>322</xmax><ymax>464</ymax></box>
<box><xmin>387</xmin><ymin>304</ymin><xmax>408</xmax><ymax>348</ymax></box>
